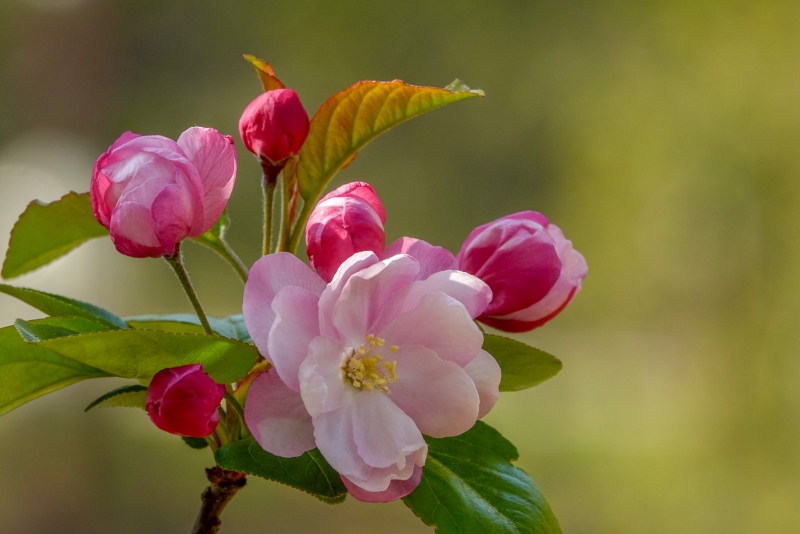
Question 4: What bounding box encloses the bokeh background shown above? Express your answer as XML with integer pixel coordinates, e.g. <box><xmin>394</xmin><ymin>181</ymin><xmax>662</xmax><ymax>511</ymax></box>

<box><xmin>0</xmin><ymin>0</ymin><xmax>798</xmax><ymax>532</ymax></box>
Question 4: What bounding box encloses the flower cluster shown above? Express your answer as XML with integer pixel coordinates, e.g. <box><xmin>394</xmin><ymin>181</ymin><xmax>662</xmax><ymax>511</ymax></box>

<box><xmin>87</xmin><ymin>75</ymin><xmax>586</xmax><ymax>505</ymax></box>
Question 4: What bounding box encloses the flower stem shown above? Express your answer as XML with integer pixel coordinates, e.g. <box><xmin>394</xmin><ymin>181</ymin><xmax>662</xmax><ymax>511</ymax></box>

<box><xmin>288</xmin><ymin>194</ymin><xmax>315</xmax><ymax>255</ymax></box>
<box><xmin>276</xmin><ymin>173</ymin><xmax>293</xmax><ymax>252</ymax></box>
<box><xmin>217</xmin><ymin>238</ymin><xmax>249</xmax><ymax>283</ymax></box>
<box><xmin>261</xmin><ymin>163</ymin><xmax>283</xmax><ymax>256</ymax></box>
<box><xmin>191</xmin><ymin>466</ymin><xmax>247</xmax><ymax>534</ymax></box>
<box><xmin>164</xmin><ymin>245</ymin><xmax>214</xmax><ymax>336</ymax></box>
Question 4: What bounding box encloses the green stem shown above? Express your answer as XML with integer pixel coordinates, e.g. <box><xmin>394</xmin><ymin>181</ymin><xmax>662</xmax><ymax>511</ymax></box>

<box><xmin>217</xmin><ymin>239</ymin><xmax>249</xmax><ymax>283</ymax></box>
<box><xmin>276</xmin><ymin>174</ymin><xmax>293</xmax><ymax>252</ymax></box>
<box><xmin>288</xmin><ymin>194</ymin><xmax>315</xmax><ymax>255</ymax></box>
<box><xmin>262</xmin><ymin>175</ymin><xmax>276</xmax><ymax>256</ymax></box>
<box><xmin>164</xmin><ymin>245</ymin><xmax>214</xmax><ymax>335</ymax></box>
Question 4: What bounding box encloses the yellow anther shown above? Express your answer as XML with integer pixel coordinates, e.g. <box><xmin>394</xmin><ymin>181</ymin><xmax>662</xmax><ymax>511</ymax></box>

<box><xmin>366</xmin><ymin>334</ymin><xmax>375</xmax><ymax>342</ymax></box>
<box><xmin>390</xmin><ymin>345</ymin><xmax>399</xmax><ymax>352</ymax></box>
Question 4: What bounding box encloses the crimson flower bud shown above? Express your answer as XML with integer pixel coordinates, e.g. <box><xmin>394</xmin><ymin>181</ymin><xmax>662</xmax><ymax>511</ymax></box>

<box><xmin>146</xmin><ymin>364</ymin><xmax>225</xmax><ymax>438</ymax></box>
<box><xmin>306</xmin><ymin>182</ymin><xmax>386</xmax><ymax>282</ymax></box>
<box><xmin>456</xmin><ymin>211</ymin><xmax>587</xmax><ymax>332</ymax></box>
<box><xmin>90</xmin><ymin>127</ymin><xmax>237</xmax><ymax>258</ymax></box>
<box><xmin>238</xmin><ymin>89</ymin><xmax>310</xmax><ymax>168</ymax></box>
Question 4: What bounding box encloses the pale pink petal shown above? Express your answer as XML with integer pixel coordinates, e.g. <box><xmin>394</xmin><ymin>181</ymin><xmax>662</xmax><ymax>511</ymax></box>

<box><xmin>397</xmin><ymin>270</ymin><xmax>492</xmax><ymax>319</ymax></box>
<box><xmin>388</xmin><ymin>345</ymin><xmax>480</xmax><ymax>437</ymax></box>
<box><xmin>177</xmin><ymin>127</ymin><xmax>237</xmax><ymax>232</ymax></box>
<box><xmin>318</xmin><ymin>251</ymin><xmax>379</xmax><ymax>337</ymax></box>
<box><xmin>341</xmin><ymin>464</ymin><xmax>422</xmax><ymax>503</ymax></box>
<box><xmin>352</xmin><ymin>390</ymin><xmax>427</xmax><ymax>469</ymax></box>
<box><xmin>380</xmin><ymin>292</ymin><xmax>482</xmax><ymax>367</ymax></box>
<box><xmin>298</xmin><ymin>336</ymin><xmax>348</xmax><ymax>417</ymax></box>
<box><xmin>243</xmin><ymin>253</ymin><xmax>325</xmax><ymax>361</ymax></box>
<box><xmin>331</xmin><ymin>255</ymin><xmax>419</xmax><ymax>344</ymax></box>
<box><xmin>244</xmin><ymin>370</ymin><xmax>315</xmax><ymax>457</ymax></box>
<box><xmin>463</xmin><ymin>349</ymin><xmax>501</xmax><ymax>419</ymax></box>
<box><xmin>384</xmin><ymin>237</ymin><xmax>457</xmax><ymax>279</ymax></box>
<box><xmin>313</xmin><ymin>391</ymin><xmax>426</xmax><ymax>492</ymax></box>
<box><xmin>267</xmin><ymin>286</ymin><xmax>322</xmax><ymax>391</ymax></box>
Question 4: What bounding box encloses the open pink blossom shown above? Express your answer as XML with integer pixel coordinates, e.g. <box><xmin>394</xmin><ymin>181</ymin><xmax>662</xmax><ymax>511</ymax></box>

<box><xmin>146</xmin><ymin>364</ymin><xmax>225</xmax><ymax>438</ymax></box>
<box><xmin>306</xmin><ymin>182</ymin><xmax>387</xmax><ymax>282</ymax></box>
<box><xmin>457</xmin><ymin>211</ymin><xmax>587</xmax><ymax>332</ymax></box>
<box><xmin>91</xmin><ymin>127</ymin><xmax>237</xmax><ymax>258</ymax></box>
<box><xmin>243</xmin><ymin>249</ymin><xmax>500</xmax><ymax>502</ymax></box>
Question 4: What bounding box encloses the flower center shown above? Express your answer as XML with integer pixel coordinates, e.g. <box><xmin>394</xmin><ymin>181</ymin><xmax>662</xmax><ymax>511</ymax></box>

<box><xmin>343</xmin><ymin>334</ymin><xmax>399</xmax><ymax>393</ymax></box>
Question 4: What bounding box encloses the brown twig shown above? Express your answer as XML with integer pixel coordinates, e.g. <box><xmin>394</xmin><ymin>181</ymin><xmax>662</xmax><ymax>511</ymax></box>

<box><xmin>191</xmin><ymin>466</ymin><xmax>247</xmax><ymax>534</ymax></box>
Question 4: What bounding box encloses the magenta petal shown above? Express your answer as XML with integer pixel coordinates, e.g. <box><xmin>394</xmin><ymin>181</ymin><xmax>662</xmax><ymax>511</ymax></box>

<box><xmin>151</xmin><ymin>182</ymin><xmax>196</xmax><ymax>256</ymax></box>
<box><xmin>388</xmin><ymin>345</ymin><xmax>480</xmax><ymax>437</ymax></box>
<box><xmin>267</xmin><ymin>286</ymin><xmax>322</xmax><ymax>391</ymax></box>
<box><xmin>384</xmin><ymin>237</ymin><xmax>457</xmax><ymax>280</ymax></box>
<box><xmin>341</xmin><ymin>464</ymin><xmax>423</xmax><ymax>503</ymax></box>
<box><xmin>244</xmin><ymin>370</ymin><xmax>315</xmax><ymax>457</ymax></box>
<box><xmin>108</xmin><ymin>201</ymin><xmax>164</xmax><ymax>257</ymax></box>
<box><xmin>243</xmin><ymin>253</ymin><xmax>325</xmax><ymax>361</ymax></box>
<box><xmin>146</xmin><ymin>364</ymin><xmax>225</xmax><ymax>438</ymax></box>
<box><xmin>463</xmin><ymin>350</ymin><xmax>501</xmax><ymax>419</ymax></box>
<box><xmin>319</xmin><ymin>182</ymin><xmax>386</xmax><ymax>223</ymax></box>
<box><xmin>177</xmin><ymin>127</ymin><xmax>237</xmax><ymax>232</ymax></box>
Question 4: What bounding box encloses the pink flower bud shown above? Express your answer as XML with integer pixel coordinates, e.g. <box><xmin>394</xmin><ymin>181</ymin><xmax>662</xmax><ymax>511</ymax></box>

<box><xmin>238</xmin><ymin>89</ymin><xmax>310</xmax><ymax>166</ymax></box>
<box><xmin>306</xmin><ymin>182</ymin><xmax>386</xmax><ymax>282</ymax></box>
<box><xmin>90</xmin><ymin>127</ymin><xmax>237</xmax><ymax>258</ymax></box>
<box><xmin>146</xmin><ymin>364</ymin><xmax>225</xmax><ymax>438</ymax></box>
<box><xmin>457</xmin><ymin>211</ymin><xmax>587</xmax><ymax>332</ymax></box>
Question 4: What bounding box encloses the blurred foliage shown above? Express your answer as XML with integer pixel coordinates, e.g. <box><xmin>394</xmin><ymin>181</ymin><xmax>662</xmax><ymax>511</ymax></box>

<box><xmin>0</xmin><ymin>0</ymin><xmax>799</xmax><ymax>532</ymax></box>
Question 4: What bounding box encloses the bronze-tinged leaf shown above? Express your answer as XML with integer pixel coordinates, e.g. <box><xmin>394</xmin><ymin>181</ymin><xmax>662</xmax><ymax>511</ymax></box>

<box><xmin>243</xmin><ymin>54</ymin><xmax>286</xmax><ymax>92</ymax></box>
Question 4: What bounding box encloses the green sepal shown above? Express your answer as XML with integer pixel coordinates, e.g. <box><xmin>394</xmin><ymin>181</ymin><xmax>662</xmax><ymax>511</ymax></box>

<box><xmin>0</xmin><ymin>284</ymin><xmax>127</xmax><ymax>329</ymax></box>
<box><xmin>182</xmin><ymin>436</ymin><xmax>210</xmax><ymax>450</ymax></box>
<box><xmin>37</xmin><ymin>329</ymin><xmax>258</xmax><ymax>384</ymax></box>
<box><xmin>84</xmin><ymin>384</ymin><xmax>148</xmax><ymax>412</ymax></box>
<box><xmin>483</xmin><ymin>334</ymin><xmax>563</xmax><ymax>392</ymax></box>
<box><xmin>0</xmin><ymin>319</ymin><xmax>110</xmax><ymax>416</ymax></box>
<box><xmin>403</xmin><ymin>421</ymin><xmax>562</xmax><ymax>533</ymax></box>
<box><xmin>215</xmin><ymin>436</ymin><xmax>347</xmax><ymax>504</ymax></box>
<box><xmin>2</xmin><ymin>192</ymin><xmax>108</xmax><ymax>279</ymax></box>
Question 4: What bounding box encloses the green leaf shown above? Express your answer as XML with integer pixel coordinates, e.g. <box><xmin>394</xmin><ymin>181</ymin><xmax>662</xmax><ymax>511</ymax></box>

<box><xmin>0</xmin><ymin>320</ymin><xmax>110</xmax><ymax>416</ymax></box>
<box><xmin>38</xmin><ymin>329</ymin><xmax>258</xmax><ymax>384</ymax></box>
<box><xmin>404</xmin><ymin>421</ymin><xmax>562</xmax><ymax>534</ymax></box>
<box><xmin>126</xmin><ymin>313</ymin><xmax>251</xmax><ymax>342</ymax></box>
<box><xmin>483</xmin><ymin>334</ymin><xmax>563</xmax><ymax>392</ymax></box>
<box><xmin>15</xmin><ymin>317</ymin><xmax>110</xmax><ymax>342</ymax></box>
<box><xmin>0</xmin><ymin>284</ymin><xmax>127</xmax><ymax>329</ymax></box>
<box><xmin>296</xmin><ymin>79</ymin><xmax>484</xmax><ymax>203</ymax></box>
<box><xmin>215</xmin><ymin>436</ymin><xmax>347</xmax><ymax>504</ymax></box>
<box><xmin>182</xmin><ymin>436</ymin><xmax>210</xmax><ymax>449</ymax></box>
<box><xmin>84</xmin><ymin>384</ymin><xmax>148</xmax><ymax>412</ymax></box>
<box><xmin>2</xmin><ymin>192</ymin><xmax>108</xmax><ymax>279</ymax></box>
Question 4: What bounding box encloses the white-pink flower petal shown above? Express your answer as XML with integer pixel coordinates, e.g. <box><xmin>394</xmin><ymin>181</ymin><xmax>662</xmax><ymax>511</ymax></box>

<box><xmin>267</xmin><ymin>286</ymin><xmax>322</xmax><ymax>391</ymax></box>
<box><xmin>244</xmin><ymin>370</ymin><xmax>315</xmax><ymax>458</ymax></box>
<box><xmin>388</xmin><ymin>345</ymin><xmax>480</xmax><ymax>437</ymax></box>
<box><xmin>463</xmin><ymin>349</ymin><xmax>502</xmax><ymax>419</ymax></box>
<box><xmin>244</xmin><ymin>253</ymin><xmax>326</xmax><ymax>360</ymax></box>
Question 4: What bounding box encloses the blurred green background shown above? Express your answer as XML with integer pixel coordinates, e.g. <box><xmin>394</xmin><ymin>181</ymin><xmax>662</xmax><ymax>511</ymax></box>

<box><xmin>1</xmin><ymin>0</ymin><xmax>798</xmax><ymax>532</ymax></box>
